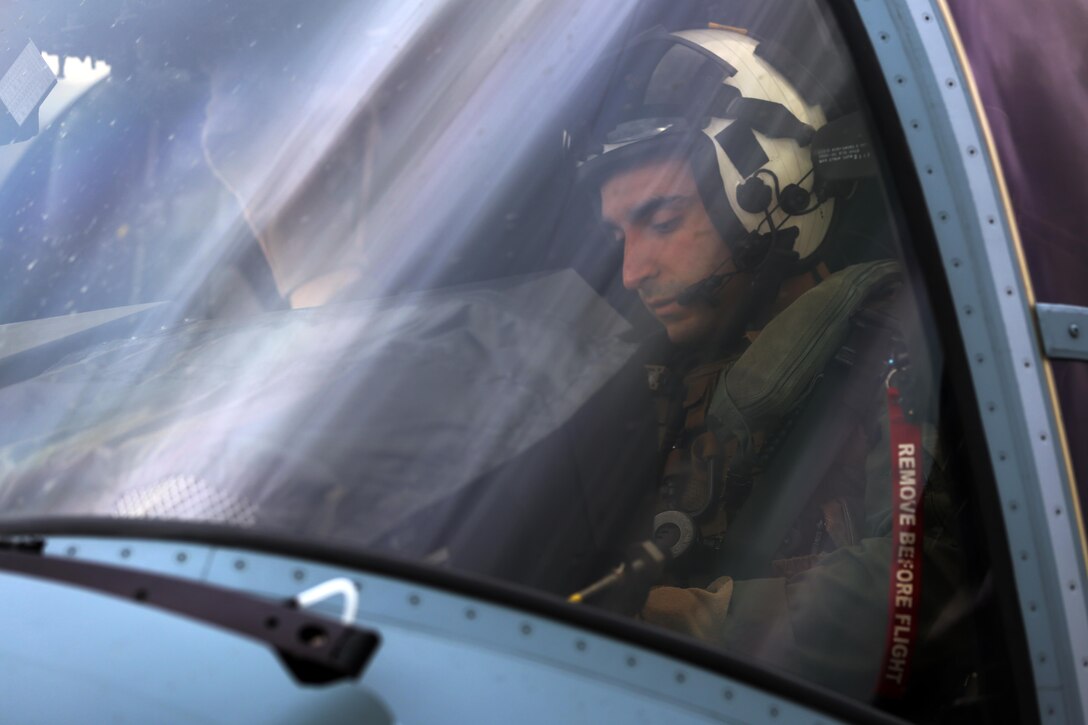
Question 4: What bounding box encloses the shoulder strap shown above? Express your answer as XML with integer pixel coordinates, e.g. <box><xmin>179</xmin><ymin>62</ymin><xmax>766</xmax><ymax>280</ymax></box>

<box><xmin>715</xmin><ymin>261</ymin><xmax>903</xmax><ymax>578</ymax></box>
<box><xmin>710</xmin><ymin>260</ymin><xmax>900</xmax><ymax>449</ymax></box>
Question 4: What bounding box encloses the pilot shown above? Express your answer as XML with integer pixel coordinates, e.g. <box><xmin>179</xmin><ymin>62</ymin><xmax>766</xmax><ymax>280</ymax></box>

<box><xmin>576</xmin><ymin>26</ymin><xmax>974</xmax><ymax>704</ymax></box>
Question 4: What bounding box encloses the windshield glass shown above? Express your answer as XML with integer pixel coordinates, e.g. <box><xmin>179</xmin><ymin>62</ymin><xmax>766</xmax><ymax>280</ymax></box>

<box><xmin>0</xmin><ymin>0</ymin><xmax>1026</xmax><ymax>718</ymax></box>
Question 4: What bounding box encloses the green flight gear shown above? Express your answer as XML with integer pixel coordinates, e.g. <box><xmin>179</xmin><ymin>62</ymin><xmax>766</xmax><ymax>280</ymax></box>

<box><xmin>642</xmin><ymin>259</ymin><xmax>979</xmax><ymax>709</ymax></box>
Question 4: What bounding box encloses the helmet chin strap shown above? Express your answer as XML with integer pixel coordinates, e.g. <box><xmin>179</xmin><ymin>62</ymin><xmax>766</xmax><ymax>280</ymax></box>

<box><xmin>675</xmin><ymin>210</ymin><xmax>795</xmax><ymax>309</ymax></box>
<box><xmin>707</xmin><ymin>160</ymin><xmax>837</xmax><ymax>349</ymax></box>
<box><xmin>679</xmin><ymin>223</ymin><xmax>800</xmax><ymax>358</ymax></box>
<box><xmin>675</xmin><ymin>261</ymin><xmax>740</xmax><ymax>307</ymax></box>
<box><xmin>739</xmin><ymin>225</ymin><xmax>802</xmax><ymax>330</ymax></box>
<box><xmin>677</xmin><ymin>136</ymin><xmax>833</xmax><ymax>353</ymax></box>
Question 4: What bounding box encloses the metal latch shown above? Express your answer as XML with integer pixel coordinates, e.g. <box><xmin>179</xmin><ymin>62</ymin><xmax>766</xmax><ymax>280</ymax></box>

<box><xmin>1036</xmin><ymin>303</ymin><xmax>1088</xmax><ymax>361</ymax></box>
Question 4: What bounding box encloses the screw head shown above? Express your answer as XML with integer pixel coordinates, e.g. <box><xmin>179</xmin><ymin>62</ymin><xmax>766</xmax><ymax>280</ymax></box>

<box><xmin>1070</xmin><ymin>324</ymin><xmax>1080</xmax><ymax>339</ymax></box>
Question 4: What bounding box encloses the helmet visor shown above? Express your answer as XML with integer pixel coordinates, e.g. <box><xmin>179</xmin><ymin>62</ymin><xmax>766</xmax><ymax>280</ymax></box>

<box><xmin>590</xmin><ymin>35</ymin><xmax>737</xmax><ymax>148</ymax></box>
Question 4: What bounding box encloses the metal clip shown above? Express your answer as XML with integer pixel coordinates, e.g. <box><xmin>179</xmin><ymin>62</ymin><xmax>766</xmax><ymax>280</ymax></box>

<box><xmin>292</xmin><ymin>577</ymin><xmax>360</xmax><ymax>625</ymax></box>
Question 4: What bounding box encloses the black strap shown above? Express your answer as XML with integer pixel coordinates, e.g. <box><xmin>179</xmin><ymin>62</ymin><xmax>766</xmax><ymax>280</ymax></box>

<box><xmin>715</xmin><ymin>123</ymin><xmax>769</xmax><ymax>178</ymax></box>
<box><xmin>753</xmin><ymin>38</ymin><xmax>839</xmax><ymax>113</ymax></box>
<box><xmin>723</xmin><ymin>97</ymin><xmax>815</xmax><ymax>146</ymax></box>
<box><xmin>0</xmin><ymin>547</ymin><xmax>380</xmax><ymax>685</ymax></box>
<box><xmin>712</xmin><ymin>94</ymin><xmax>815</xmax><ymax>181</ymax></box>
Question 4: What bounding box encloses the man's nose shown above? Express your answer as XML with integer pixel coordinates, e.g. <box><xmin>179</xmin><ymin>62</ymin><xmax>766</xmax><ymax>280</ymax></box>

<box><xmin>621</xmin><ymin>230</ymin><xmax>657</xmax><ymax>290</ymax></box>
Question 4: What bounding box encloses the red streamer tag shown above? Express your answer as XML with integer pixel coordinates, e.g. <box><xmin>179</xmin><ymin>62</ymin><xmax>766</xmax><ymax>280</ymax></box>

<box><xmin>877</xmin><ymin>385</ymin><xmax>925</xmax><ymax>699</ymax></box>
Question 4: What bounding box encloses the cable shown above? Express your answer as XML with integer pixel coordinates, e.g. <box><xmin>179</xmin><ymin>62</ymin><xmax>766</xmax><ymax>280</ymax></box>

<box><xmin>755</xmin><ymin>166</ymin><xmax>817</xmax><ymax>234</ymax></box>
<box><xmin>755</xmin><ymin>168</ymin><xmax>783</xmax><ymax>201</ymax></box>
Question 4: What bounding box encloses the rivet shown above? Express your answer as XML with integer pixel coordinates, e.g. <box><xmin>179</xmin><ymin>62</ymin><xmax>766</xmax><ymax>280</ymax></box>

<box><xmin>939</xmin><ymin>211</ymin><xmax>949</xmax><ymax>221</ymax></box>
<box><xmin>895</xmin><ymin>75</ymin><xmax>906</xmax><ymax>85</ymax></box>
<box><xmin>626</xmin><ymin>656</ymin><xmax>638</xmax><ymax>667</ymax></box>
<box><xmin>1069</xmin><ymin>581</ymin><xmax>1077</xmax><ymax>591</ymax></box>
<box><xmin>120</xmin><ymin>548</ymin><xmax>131</xmax><ymax>559</ymax></box>
<box><xmin>770</xmin><ymin>706</ymin><xmax>780</xmax><ymax>718</ymax></box>
<box><xmin>1029</xmin><ymin>600</ymin><xmax>1038</xmax><ymax>611</ymax></box>
<box><xmin>910</xmin><ymin>119</ymin><xmax>920</xmax><ymax>129</ymax></box>
<box><xmin>234</xmin><ymin>559</ymin><xmax>246</xmax><ymax>571</ymax></box>
<box><xmin>951</xmin><ymin>258</ymin><xmax>961</xmax><ymax>268</ymax></box>
<box><xmin>293</xmin><ymin>569</ymin><xmax>305</xmax><ymax>581</ymax></box>
<box><xmin>408</xmin><ymin>594</ymin><xmax>421</xmax><ymax>606</ymax></box>
<box><xmin>964</xmin><ymin>306</ymin><xmax>973</xmax><ymax>315</ymax></box>
<box><xmin>1055</xmin><ymin>507</ymin><xmax>1062</xmax><ymax>516</ymax></box>
<box><xmin>1005</xmin><ymin>287</ymin><xmax>1014</xmax><ymax>296</ymax></box>
<box><xmin>946</xmin><ymin>78</ymin><xmax>956</xmax><ymax>88</ymax></box>
<box><xmin>987</xmin><ymin>402</ymin><xmax>996</xmax><ymax>412</ymax></box>
<box><xmin>976</xmin><ymin>353</ymin><xmax>985</xmax><ymax>363</ymax></box>
<box><xmin>923</xmin><ymin>12</ymin><xmax>933</xmax><ymax>21</ymax></box>
<box><xmin>1070</xmin><ymin>324</ymin><xmax>1081</xmax><ymax>339</ymax></box>
<box><xmin>1009</xmin><ymin>501</ymin><xmax>1018</xmax><ymax>511</ymax></box>
<box><xmin>520</xmin><ymin>623</ymin><xmax>533</xmax><ymax>636</ymax></box>
<box><xmin>465</xmin><ymin>608</ymin><xmax>477</xmax><ymax>620</ymax></box>
<box><xmin>1040</xmin><ymin>653</ymin><xmax>1048</xmax><ymax>664</ymax></box>
<box><xmin>65</xmin><ymin>546</ymin><xmax>78</xmax><ymax>556</ymax></box>
<box><xmin>925</xmin><ymin>166</ymin><xmax>934</xmax><ymax>175</ymax></box>
<box><xmin>575</xmin><ymin>639</ymin><xmax>587</xmax><ymax>651</ymax></box>
<box><xmin>675</xmin><ymin>672</ymin><xmax>686</xmax><ymax>684</ymax></box>
<box><xmin>723</xmin><ymin>689</ymin><xmax>734</xmax><ymax>701</ymax></box>
<box><xmin>176</xmin><ymin>552</ymin><xmax>187</xmax><ymax>563</ymax></box>
<box><xmin>987</xmin><ymin>215</ymin><xmax>996</xmax><ymax>225</ymax></box>
<box><xmin>998</xmin><ymin>451</ymin><xmax>1007</xmax><ymax>461</ymax></box>
<box><xmin>879</xmin><ymin>32</ymin><xmax>890</xmax><ymax>42</ymax></box>
<box><xmin>967</xmin><ymin>146</ymin><xmax>978</xmax><ymax>156</ymax></box>
<box><xmin>1022</xmin><ymin>552</ymin><xmax>1030</xmax><ymax>562</ymax></box>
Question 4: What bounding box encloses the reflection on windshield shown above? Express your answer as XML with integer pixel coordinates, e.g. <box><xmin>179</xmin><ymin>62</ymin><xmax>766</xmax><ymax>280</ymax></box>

<box><xmin>0</xmin><ymin>270</ymin><xmax>637</xmax><ymax>536</ymax></box>
<box><xmin>0</xmin><ymin>0</ymin><xmax>1023</xmax><ymax>718</ymax></box>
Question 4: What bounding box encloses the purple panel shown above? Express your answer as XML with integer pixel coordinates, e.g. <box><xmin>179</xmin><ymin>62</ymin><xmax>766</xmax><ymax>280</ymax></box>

<box><xmin>948</xmin><ymin>0</ymin><xmax>1088</xmax><ymax>499</ymax></box>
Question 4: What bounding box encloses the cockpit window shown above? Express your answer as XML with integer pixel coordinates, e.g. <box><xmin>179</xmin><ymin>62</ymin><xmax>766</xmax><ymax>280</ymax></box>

<box><xmin>0</xmin><ymin>0</ymin><xmax>1030</xmax><ymax>719</ymax></box>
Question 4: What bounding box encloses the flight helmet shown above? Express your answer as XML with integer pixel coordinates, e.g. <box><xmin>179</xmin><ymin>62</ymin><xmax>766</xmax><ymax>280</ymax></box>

<box><xmin>578</xmin><ymin>26</ymin><xmax>846</xmax><ymax>274</ymax></box>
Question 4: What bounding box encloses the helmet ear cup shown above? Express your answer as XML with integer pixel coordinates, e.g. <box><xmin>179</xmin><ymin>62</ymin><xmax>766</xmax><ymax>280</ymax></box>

<box><xmin>736</xmin><ymin>176</ymin><xmax>772</xmax><ymax>214</ymax></box>
<box><xmin>778</xmin><ymin>183</ymin><xmax>811</xmax><ymax>216</ymax></box>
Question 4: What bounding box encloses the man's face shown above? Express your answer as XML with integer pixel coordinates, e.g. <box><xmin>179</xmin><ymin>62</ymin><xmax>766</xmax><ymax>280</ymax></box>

<box><xmin>600</xmin><ymin>155</ymin><xmax>743</xmax><ymax>344</ymax></box>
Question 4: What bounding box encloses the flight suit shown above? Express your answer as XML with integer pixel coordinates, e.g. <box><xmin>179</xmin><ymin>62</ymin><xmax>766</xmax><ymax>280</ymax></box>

<box><xmin>638</xmin><ymin>260</ymin><xmax>976</xmax><ymax>703</ymax></box>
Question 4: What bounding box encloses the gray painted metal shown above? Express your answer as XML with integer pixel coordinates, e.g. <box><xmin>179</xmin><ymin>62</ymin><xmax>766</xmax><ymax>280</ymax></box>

<box><xmin>0</xmin><ymin>301</ymin><xmax>164</xmax><ymax>360</ymax></box>
<box><xmin>1037</xmin><ymin>303</ymin><xmax>1088</xmax><ymax>362</ymax></box>
<box><xmin>855</xmin><ymin>1</ymin><xmax>1088</xmax><ymax>721</ymax></box>
<box><xmin>13</xmin><ymin>536</ymin><xmax>850</xmax><ymax>725</ymax></box>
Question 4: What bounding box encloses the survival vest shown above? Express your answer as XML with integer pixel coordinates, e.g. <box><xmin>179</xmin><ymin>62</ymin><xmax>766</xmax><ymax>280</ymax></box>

<box><xmin>648</xmin><ymin>259</ymin><xmax>903</xmax><ymax>585</ymax></box>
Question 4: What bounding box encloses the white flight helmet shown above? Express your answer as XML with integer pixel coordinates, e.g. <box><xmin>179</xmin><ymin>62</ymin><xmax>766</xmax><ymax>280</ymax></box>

<box><xmin>580</xmin><ymin>26</ymin><xmax>838</xmax><ymax>267</ymax></box>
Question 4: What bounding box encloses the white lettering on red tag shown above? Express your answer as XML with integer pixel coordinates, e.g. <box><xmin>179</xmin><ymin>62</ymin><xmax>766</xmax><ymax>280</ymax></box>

<box><xmin>878</xmin><ymin>386</ymin><xmax>924</xmax><ymax>698</ymax></box>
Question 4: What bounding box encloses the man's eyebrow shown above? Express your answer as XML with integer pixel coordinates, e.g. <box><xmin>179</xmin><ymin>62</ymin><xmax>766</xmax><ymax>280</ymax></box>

<box><xmin>627</xmin><ymin>195</ymin><xmax>691</xmax><ymax>224</ymax></box>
